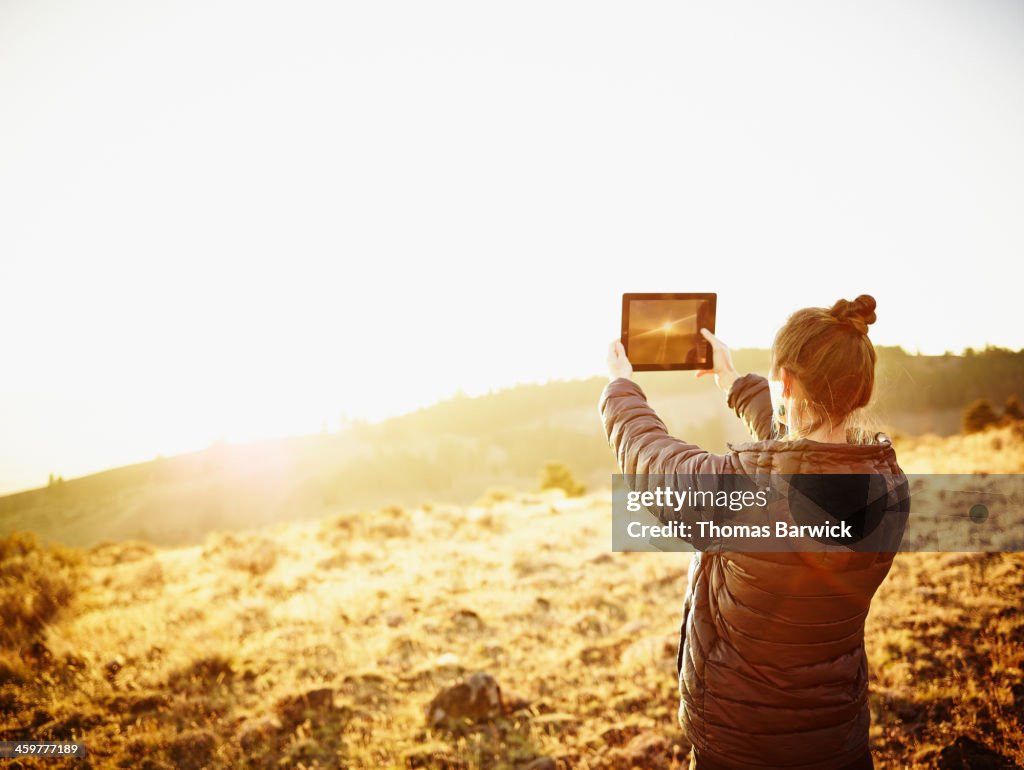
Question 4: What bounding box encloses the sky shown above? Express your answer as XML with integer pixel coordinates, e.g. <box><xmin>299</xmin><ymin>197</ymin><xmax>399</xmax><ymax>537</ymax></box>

<box><xmin>1</xmin><ymin>0</ymin><xmax>1023</xmax><ymax>493</ymax></box>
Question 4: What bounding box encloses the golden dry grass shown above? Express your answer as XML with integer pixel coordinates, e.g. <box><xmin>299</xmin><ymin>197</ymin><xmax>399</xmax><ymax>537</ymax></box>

<box><xmin>895</xmin><ymin>423</ymin><xmax>1024</xmax><ymax>474</ymax></box>
<box><xmin>1</xmin><ymin>431</ymin><xmax>1023</xmax><ymax>768</ymax></box>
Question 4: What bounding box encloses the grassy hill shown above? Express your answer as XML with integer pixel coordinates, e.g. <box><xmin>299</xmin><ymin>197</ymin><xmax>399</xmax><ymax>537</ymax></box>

<box><xmin>0</xmin><ymin>427</ymin><xmax>1022</xmax><ymax>768</ymax></box>
<box><xmin>2</xmin><ymin>346</ymin><xmax>1023</xmax><ymax>549</ymax></box>
<box><xmin>0</xmin><ymin>372</ymin><xmax>735</xmax><ymax>548</ymax></box>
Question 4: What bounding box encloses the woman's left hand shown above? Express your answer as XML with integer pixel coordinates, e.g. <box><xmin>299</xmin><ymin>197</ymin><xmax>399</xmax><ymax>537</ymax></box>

<box><xmin>607</xmin><ymin>340</ymin><xmax>634</xmax><ymax>381</ymax></box>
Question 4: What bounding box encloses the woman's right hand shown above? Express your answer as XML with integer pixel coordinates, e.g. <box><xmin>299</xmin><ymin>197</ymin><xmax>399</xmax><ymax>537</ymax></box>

<box><xmin>696</xmin><ymin>328</ymin><xmax>740</xmax><ymax>394</ymax></box>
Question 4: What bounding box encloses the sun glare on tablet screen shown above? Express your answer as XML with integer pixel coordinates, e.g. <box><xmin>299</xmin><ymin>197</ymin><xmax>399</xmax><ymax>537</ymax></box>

<box><xmin>628</xmin><ymin>299</ymin><xmax>708</xmax><ymax>366</ymax></box>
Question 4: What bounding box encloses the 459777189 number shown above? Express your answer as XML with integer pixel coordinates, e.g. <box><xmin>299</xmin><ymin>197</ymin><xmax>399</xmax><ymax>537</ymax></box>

<box><xmin>0</xmin><ymin>741</ymin><xmax>86</xmax><ymax>758</ymax></box>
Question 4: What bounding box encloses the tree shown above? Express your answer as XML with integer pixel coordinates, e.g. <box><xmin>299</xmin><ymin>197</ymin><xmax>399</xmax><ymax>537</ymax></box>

<box><xmin>962</xmin><ymin>399</ymin><xmax>999</xmax><ymax>434</ymax></box>
<box><xmin>1004</xmin><ymin>394</ymin><xmax>1024</xmax><ymax>421</ymax></box>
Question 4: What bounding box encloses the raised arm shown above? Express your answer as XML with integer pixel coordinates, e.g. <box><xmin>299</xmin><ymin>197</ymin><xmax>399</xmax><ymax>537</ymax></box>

<box><xmin>600</xmin><ymin>342</ymin><xmax>736</xmax><ymax>540</ymax></box>
<box><xmin>602</xmin><ymin>340</ymin><xmax>729</xmax><ymax>477</ymax></box>
<box><xmin>598</xmin><ymin>339</ymin><xmax>769</xmax><ymax>546</ymax></box>
<box><xmin>600</xmin><ymin>377</ymin><xmax>728</xmax><ymax>477</ymax></box>
<box><xmin>727</xmin><ymin>374</ymin><xmax>774</xmax><ymax>441</ymax></box>
<box><xmin>599</xmin><ymin>372</ymin><xmax>737</xmax><ymax>542</ymax></box>
<box><xmin>697</xmin><ymin>329</ymin><xmax>775</xmax><ymax>442</ymax></box>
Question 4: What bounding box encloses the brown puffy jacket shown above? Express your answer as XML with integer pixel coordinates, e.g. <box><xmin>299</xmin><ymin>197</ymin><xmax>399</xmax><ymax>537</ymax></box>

<box><xmin>600</xmin><ymin>374</ymin><xmax>909</xmax><ymax>770</ymax></box>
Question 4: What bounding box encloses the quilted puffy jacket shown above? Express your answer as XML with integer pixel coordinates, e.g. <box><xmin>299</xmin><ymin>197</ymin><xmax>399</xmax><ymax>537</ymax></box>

<box><xmin>600</xmin><ymin>374</ymin><xmax>909</xmax><ymax>770</ymax></box>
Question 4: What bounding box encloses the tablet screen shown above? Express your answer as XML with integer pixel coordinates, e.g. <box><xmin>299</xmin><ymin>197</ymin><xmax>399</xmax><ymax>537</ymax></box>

<box><xmin>621</xmin><ymin>293</ymin><xmax>717</xmax><ymax>371</ymax></box>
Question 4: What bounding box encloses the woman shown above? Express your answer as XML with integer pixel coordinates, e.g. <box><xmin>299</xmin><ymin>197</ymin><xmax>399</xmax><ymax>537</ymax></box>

<box><xmin>601</xmin><ymin>295</ymin><xmax>908</xmax><ymax>770</ymax></box>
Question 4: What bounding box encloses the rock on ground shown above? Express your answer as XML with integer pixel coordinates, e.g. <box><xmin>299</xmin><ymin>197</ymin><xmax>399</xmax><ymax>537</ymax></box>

<box><xmin>425</xmin><ymin>672</ymin><xmax>504</xmax><ymax>729</ymax></box>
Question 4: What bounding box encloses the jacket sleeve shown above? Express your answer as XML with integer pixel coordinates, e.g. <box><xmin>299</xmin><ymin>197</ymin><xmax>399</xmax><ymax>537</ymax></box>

<box><xmin>599</xmin><ymin>378</ymin><xmax>738</xmax><ymax>536</ymax></box>
<box><xmin>600</xmin><ymin>378</ymin><xmax>730</xmax><ymax>476</ymax></box>
<box><xmin>726</xmin><ymin>373</ymin><xmax>775</xmax><ymax>442</ymax></box>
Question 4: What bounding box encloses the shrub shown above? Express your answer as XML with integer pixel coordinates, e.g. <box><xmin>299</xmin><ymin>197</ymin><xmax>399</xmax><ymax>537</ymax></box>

<box><xmin>962</xmin><ymin>399</ymin><xmax>999</xmax><ymax>434</ymax></box>
<box><xmin>1004</xmin><ymin>394</ymin><xmax>1024</xmax><ymax>421</ymax></box>
<box><xmin>166</xmin><ymin>654</ymin><xmax>235</xmax><ymax>690</ymax></box>
<box><xmin>225</xmin><ymin>538</ymin><xmax>278</xmax><ymax>576</ymax></box>
<box><xmin>0</xmin><ymin>533</ymin><xmax>82</xmax><ymax>649</ymax></box>
<box><xmin>539</xmin><ymin>462</ymin><xmax>586</xmax><ymax>498</ymax></box>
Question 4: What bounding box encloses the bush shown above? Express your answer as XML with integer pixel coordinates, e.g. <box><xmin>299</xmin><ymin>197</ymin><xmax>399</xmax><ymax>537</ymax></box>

<box><xmin>166</xmin><ymin>654</ymin><xmax>235</xmax><ymax>690</ymax></box>
<box><xmin>225</xmin><ymin>538</ymin><xmax>278</xmax><ymax>576</ymax></box>
<box><xmin>539</xmin><ymin>462</ymin><xmax>586</xmax><ymax>498</ymax></box>
<box><xmin>962</xmin><ymin>399</ymin><xmax>1000</xmax><ymax>434</ymax></box>
<box><xmin>1004</xmin><ymin>394</ymin><xmax>1024</xmax><ymax>421</ymax></box>
<box><xmin>0</xmin><ymin>533</ymin><xmax>82</xmax><ymax>649</ymax></box>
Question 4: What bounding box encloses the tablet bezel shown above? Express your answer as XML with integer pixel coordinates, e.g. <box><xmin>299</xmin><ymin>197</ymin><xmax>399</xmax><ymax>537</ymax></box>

<box><xmin>620</xmin><ymin>292</ymin><xmax>717</xmax><ymax>371</ymax></box>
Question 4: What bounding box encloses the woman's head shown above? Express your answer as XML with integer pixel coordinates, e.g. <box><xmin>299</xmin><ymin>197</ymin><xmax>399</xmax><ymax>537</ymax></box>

<box><xmin>769</xmin><ymin>295</ymin><xmax>878</xmax><ymax>437</ymax></box>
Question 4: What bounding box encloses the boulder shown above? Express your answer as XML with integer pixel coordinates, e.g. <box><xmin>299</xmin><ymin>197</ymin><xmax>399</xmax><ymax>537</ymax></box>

<box><xmin>275</xmin><ymin>687</ymin><xmax>336</xmax><ymax>729</ymax></box>
<box><xmin>934</xmin><ymin>735</ymin><xmax>1018</xmax><ymax>770</ymax></box>
<box><xmin>425</xmin><ymin>672</ymin><xmax>503</xmax><ymax>729</ymax></box>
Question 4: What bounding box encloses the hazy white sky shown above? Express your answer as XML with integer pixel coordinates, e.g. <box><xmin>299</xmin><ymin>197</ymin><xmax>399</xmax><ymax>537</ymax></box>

<box><xmin>2</xmin><ymin>0</ymin><xmax>1023</xmax><ymax>492</ymax></box>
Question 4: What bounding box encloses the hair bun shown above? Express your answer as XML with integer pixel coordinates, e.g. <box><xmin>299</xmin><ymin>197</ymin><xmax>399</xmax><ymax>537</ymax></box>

<box><xmin>829</xmin><ymin>294</ymin><xmax>877</xmax><ymax>335</ymax></box>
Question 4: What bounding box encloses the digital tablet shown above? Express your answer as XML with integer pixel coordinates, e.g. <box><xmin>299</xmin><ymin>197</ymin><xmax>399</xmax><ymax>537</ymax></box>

<box><xmin>621</xmin><ymin>293</ymin><xmax>717</xmax><ymax>371</ymax></box>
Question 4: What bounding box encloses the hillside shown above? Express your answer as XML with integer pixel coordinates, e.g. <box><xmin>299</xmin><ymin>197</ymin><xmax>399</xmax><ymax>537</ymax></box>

<box><xmin>0</xmin><ymin>427</ymin><xmax>1022</xmax><ymax>768</ymax></box>
<box><xmin>3</xmin><ymin>347</ymin><xmax>1023</xmax><ymax>549</ymax></box>
<box><xmin>0</xmin><ymin>375</ymin><xmax>732</xmax><ymax>548</ymax></box>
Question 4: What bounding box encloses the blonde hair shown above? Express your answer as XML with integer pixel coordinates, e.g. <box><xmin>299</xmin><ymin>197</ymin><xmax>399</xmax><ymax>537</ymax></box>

<box><xmin>770</xmin><ymin>295</ymin><xmax>879</xmax><ymax>442</ymax></box>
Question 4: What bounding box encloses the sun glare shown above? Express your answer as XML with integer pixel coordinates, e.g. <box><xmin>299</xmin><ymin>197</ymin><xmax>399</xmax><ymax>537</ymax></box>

<box><xmin>1</xmin><ymin>0</ymin><xmax>1022</xmax><ymax>493</ymax></box>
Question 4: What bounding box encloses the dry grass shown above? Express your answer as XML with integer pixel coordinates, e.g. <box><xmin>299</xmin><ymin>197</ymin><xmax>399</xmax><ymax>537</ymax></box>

<box><xmin>895</xmin><ymin>423</ymin><xmax>1024</xmax><ymax>474</ymax></box>
<box><xmin>0</xmin><ymin>533</ymin><xmax>82</xmax><ymax>652</ymax></box>
<box><xmin>0</xmin><ymin>432</ymin><xmax>1022</xmax><ymax>768</ymax></box>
